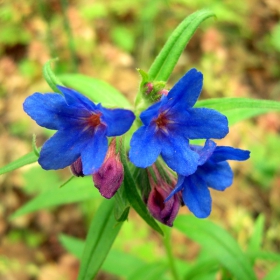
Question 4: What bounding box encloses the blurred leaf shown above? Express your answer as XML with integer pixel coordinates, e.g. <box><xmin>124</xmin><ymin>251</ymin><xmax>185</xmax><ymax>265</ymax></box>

<box><xmin>271</xmin><ymin>22</ymin><xmax>280</xmax><ymax>52</ymax></box>
<box><xmin>112</xmin><ymin>26</ymin><xmax>135</xmax><ymax>52</ymax></box>
<box><xmin>148</xmin><ymin>9</ymin><xmax>215</xmax><ymax>82</ymax></box>
<box><xmin>249</xmin><ymin>133</ymin><xmax>280</xmax><ymax>189</ymax></box>
<box><xmin>0</xmin><ymin>151</ymin><xmax>38</xmax><ymax>175</ymax></box>
<box><xmin>59</xmin><ymin>234</ymin><xmax>84</xmax><ymax>259</ymax></box>
<box><xmin>43</xmin><ymin>58</ymin><xmax>63</xmax><ymax>92</ymax></box>
<box><xmin>183</xmin><ymin>258</ymin><xmax>219</xmax><ymax>280</ymax></box>
<box><xmin>80</xmin><ymin>3</ymin><xmax>108</xmax><ymax>20</ymax></box>
<box><xmin>0</xmin><ymin>26</ymin><xmax>30</xmax><ymax>45</ymax></box>
<box><xmin>118</xmin><ymin>137</ymin><xmax>164</xmax><ymax>236</ymax></box>
<box><xmin>58</xmin><ymin>74</ymin><xmax>132</xmax><ymax>108</ymax></box>
<box><xmin>127</xmin><ymin>263</ymin><xmax>167</xmax><ymax>280</ymax></box>
<box><xmin>174</xmin><ymin>215</ymin><xmax>257</xmax><ymax>280</ymax></box>
<box><xmin>59</xmin><ymin>234</ymin><xmax>147</xmax><ymax>278</ymax></box>
<box><xmin>263</xmin><ymin>264</ymin><xmax>280</xmax><ymax>280</ymax></box>
<box><xmin>248</xmin><ymin>214</ymin><xmax>265</xmax><ymax>253</ymax></box>
<box><xmin>10</xmin><ymin>177</ymin><xmax>99</xmax><ymax>219</ymax></box>
<box><xmin>22</xmin><ymin>166</ymin><xmax>60</xmax><ymax>194</ymax></box>
<box><xmin>196</xmin><ymin>98</ymin><xmax>280</xmax><ymax>125</ymax></box>
<box><xmin>102</xmin><ymin>249</ymin><xmax>146</xmax><ymax>278</ymax></box>
<box><xmin>247</xmin><ymin>251</ymin><xmax>280</xmax><ymax>262</ymax></box>
<box><xmin>77</xmin><ymin>198</ymin><xmax>122</xmax><ymax>280</ymax></box>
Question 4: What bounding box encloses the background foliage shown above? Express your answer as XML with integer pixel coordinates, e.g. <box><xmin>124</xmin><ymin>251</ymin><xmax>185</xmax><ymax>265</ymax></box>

<box><xmin>0</xmin><ymin>0</ymin><xmax>280</xmax><ymax>279</ymax></box>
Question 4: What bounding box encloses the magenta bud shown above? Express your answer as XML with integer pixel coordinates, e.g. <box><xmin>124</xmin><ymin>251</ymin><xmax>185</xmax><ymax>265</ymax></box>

<box><xmin>147</xmin><ymin>184</ymin><xmax>180</xmax><ymax>227</ymax></box>
<box><xmin>92</xmin><ymin>139</ymin><xmax>124</xmax><ymax>199</ymax></box>
<box><xmin>70</xmin><ymin>157</ymin><xmax>84</xmax><ymax>177</ymax></box>
<box><xmin>158</xmin><ymin>89</ymin><xmax>169</xmax><ymax>96</ymax></box>
<box><xmin>145</xmin><ymin>82</ymin><xmax>153</xmax><ymax>94</ymax></box>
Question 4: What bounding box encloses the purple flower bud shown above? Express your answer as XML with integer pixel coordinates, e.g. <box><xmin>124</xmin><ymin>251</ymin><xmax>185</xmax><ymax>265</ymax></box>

<box><xmin>70</xmin><ymin>157</ymin><xmax>84</xmax><ymax>177</ymax></box>
<box><xmin>147</xmin><ymin>183</ymin><xmax>180</xmax><ymax>227</ymax></box>
<box><xmin>158</xmin><ymin>89</ymin><xmax>169</xmax><ymax>96</ymax></box>
<box><xmin>92</xmin><ymin>139</ymin><xmax>124</xmax><ymax>199</ymax></box>
<box><xmin>145</xmin><ymin>82</ymin><xmax>153</xmax><ymax>94</ymax></box>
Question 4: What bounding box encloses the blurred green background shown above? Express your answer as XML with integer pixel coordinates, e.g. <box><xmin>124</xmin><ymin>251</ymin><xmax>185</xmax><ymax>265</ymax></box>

<box><xmin>0</xmin><ymin>0</ymin><xmax>280</xmax><ymax>279</ymax></box>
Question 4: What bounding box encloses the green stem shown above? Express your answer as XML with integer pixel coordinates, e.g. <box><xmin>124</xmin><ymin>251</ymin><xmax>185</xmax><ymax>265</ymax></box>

<box><xmin>60</xmin><ymin>0</ymin><xmax>78</xmax><ymax>72</ymax></box>
<box><xmin>162</xmin><ymin>225</ymin><xmax>180</xmax><ymax>280</ymax></box>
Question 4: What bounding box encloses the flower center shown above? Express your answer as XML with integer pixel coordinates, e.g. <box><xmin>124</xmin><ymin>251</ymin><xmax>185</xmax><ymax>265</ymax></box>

<box><xmin>87</xmin><ymin>113</ymin><xmax>102</xmax><ymax>127</ymax></box>
<box><xmin>155</xmin><ymin>112</ymin><xmax>169</xmax><ymax>129</ymax></box>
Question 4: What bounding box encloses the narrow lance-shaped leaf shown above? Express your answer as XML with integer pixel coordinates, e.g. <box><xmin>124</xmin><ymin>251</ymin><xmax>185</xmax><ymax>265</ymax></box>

<box><xmin>248</xmin><ymin>214</ymin><xmax>265</xmax><ymax>253</ymax></box>
<box><xmin>118</xmin><ymin>137</ymin><xmax>164</xmax><ymax>236</ymax></box>
<box><xmin>148</xmin><ymin>9</ymin><xmax>215</xmax><ymax>82</ymax></box>
<box><xmin>195</xmin><ymin>97</ymin><xmax>280</xmax><ymax>125</ymax></box>
<box><xmin>0</xmin><ymin>151</ymin><xmax>38</xmax><ymax>175</ymax></box>
<box><xmin>59</xmin><ymin>234</ymin><xmax>147</xmax><ymax>279</ymax></box>
<box><xmin>77</xmin><ymin>198</ymin><xmax>122</xmax><ymax>280</ymax></box>
<box><xmin>196</xmin><ymin>97</ymin><xmax>280</xmax><ymax>111</ymax></box>
<box><xmin>58</xmin><ymin>74</ymin><xmax>132</xmax><ymax>108</ymax></box>
<box><xmin>42</xmin><ymin>58</ymin><xmax>63</xmax><ymax>92</ymax></box>
<box><xmin>174</xmin><ymin>215</ymin><xmax>257</xmax><ymax>280</ymax></box>
<box><xmin>10</xmin><ymin>177</ymin><xmax>99</xmax><ymax>219</ymax></box>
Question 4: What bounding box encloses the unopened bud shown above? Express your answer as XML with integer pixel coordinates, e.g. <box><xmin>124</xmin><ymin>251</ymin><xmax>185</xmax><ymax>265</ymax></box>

<box><xmin>147</xmin><ymin>184</ymin><xmax>180</xmax><ymax>227</ymax></box>
<box><xmin>145</xmin><ymin>82</ymin><xmax>153</xmax><ymax>94</ymax></box>
<box><xmin>70</xmin><ymin>157</ymin><xmax>84</xmax><ymax>177</ymax></box>
<box><xmin>92</xmin><ymin>139</ymin><xmax>124</xmax><ymax>199</ymax></box>
<box><xmin>158</xmin><ymin>89</ymin><xmax>169</xmax><ymax>96</ymax></box>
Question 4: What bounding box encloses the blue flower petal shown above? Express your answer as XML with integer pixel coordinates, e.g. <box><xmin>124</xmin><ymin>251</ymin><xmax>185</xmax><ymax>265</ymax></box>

<box><xmin>129</xmin><ymin>126</ymin><xmax>161</xmax><ymax>168</ymax></box>
<box><xmin>183</xmin><ymin>108</ymin><xmax>229</xmax><ymax>139</ymax></box>
<box><xmin>182</xmin><ymin>175</ymin><xmax>212</xmax><ymax>218</ymax></box>
<box><xmin>100</xmin><ymin>107</ymin><xmax>135</xmax><ymax>136</ymax></box>
<box><xmin>38</xmin><ymin>126</ymin><xmax>89</xmax><ymax>170</ymax></box>
<box><xmin>161</xmin><ymin>134</ymin><xmax>199</xmax><ymax>176</ymax></box>
<box><xmin>165</xmin><ymin>174</ymin><xmax>185</xmax><ymax>201</ymax></box>
<box><xmin>167</xmin><ymin>68</ymin><xmax>203</xmax><ymax>108</ymax></box>
<box><xmin>211</xmin><ymin>147</ymin><xmax>250</xmax><ymax>162</ymax></box>
<box><xmin>140</xmin><ymin>101</ymin><xmax>163</xmax><ymax>126</ymax></box>
<box><xmin>23</xmin><ymin>93</ymin><xmax>67</xmax><ymax>130</ymax></box>
<box><xmin>57</xmin><ymin>85</ymin><xmax>97</xmax><ymax>111</ymax></box>
<box><xmin>24</xmin><ymin>92</ymin><xmax>93</xmax><ymax>130</ymax></box>
<box><xmin>81</xmin><ymin>125</ymin><xmax>108</xmax><ymax>175</ymax></box>
<box><xmin>198</xmin><ymin>161</ymin><xmax>233</xmax><ymax>191</ymax></box>
<box><xmin>193</xmin><ymin>140</ymin><xmax>217</xmax><ymax>166</ymax></box>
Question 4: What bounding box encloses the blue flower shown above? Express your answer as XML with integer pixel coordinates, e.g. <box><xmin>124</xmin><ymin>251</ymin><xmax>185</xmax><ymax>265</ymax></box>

<box><xmin>23</xmin><ymin>86</ymin><xmax>135</xmax><ymax>175</ymax></box>
<box><xmin>165</xmin><ymin>140</ymin><xmax>250</xmax><ymax>218</ymax></box>
<box><xmin>129</xmin><ymin>69</ymin><xmax>229</xmax><ymax>176</ymax></box>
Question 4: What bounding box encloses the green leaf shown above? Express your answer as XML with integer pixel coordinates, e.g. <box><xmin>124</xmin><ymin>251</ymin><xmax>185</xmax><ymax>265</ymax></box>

<box><xmin>32</xmin><ymin>134</ymin><xmax>40</xmax><ymax>157</ymax></box>
<box><xmin>174</xmin><ymin>215</ymin><xmax>257</xmax><ymax>280</ymax></box>
<box><xmin>248</xmin><ymin>214</ymin><xmax>265</xmax><ymax>253</ymax></box>
<box><xmin>0</xmin><ymin>151</ymin><xmax>38</xmax><ymax>175</ymax></box>
<box><xmin>183</xmin><ymin>258</ymin><xmax>219</xmax><ymax>280</ymax></box>
<box><xmin>102</xmin><ymin>249</ymin><xmax>146</xmax><ymax>278</ymax></box>
<box><xmin>58</xmin><ymin>74</ymin><xmax>132</xmax><ymax>108</ymax></box>
<box><xmin>196</xmin><ymin>98</ymin><xmax>280</xmax><ymax>125</ymax></box>
<box><xmin>10</xmin><ymin>177</ymin><xmax>99</xmax><ymax>219</ymax></box>
<box><xmin>148</xmin><ymin>9</ymin><xmax>215</xmax><ymax>82</ymax></box>
<box><xmin>263</xmin><ymin>264</ymin><xmax>280</xmax><ymax>280</ymax></box>
<box><xmin>127</xmin><ymin>263</ymin><xmax>167</xmax><ymax>280</ymax></box>
<box><xmin>247</xmin><ymin>251</ymin><xmax>280</xmax><ymax>262</ymax></box>
<box><xmin>118</xmin><ymin>138</ymin><xmax>164</xmax><ymax>236</ymax></box>
<box><xmin>59</xmin><ymin>234</ymin><xmax>147</xmax><ymax>278</ymax></box>
<box><xmin>77</xmin><ymin>198</ymin><xmax>122</xmax><ymax>280</ymax></box>
<box><xmin>42</xmin><ymin>58</ymin><xmax>63</xmax><ymax>92</ymax></box>
<box><xmin>59</xmin><ymin>234</ymin><xmax>84</xmax><ymax>259</ymax></box>
<box><xmin>114</xmin><ymin>184</ymin><xmax>130</xmax><ymax>222</ymax></box>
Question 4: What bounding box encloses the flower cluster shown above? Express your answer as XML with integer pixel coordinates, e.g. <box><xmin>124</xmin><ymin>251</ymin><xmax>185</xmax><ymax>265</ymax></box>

<box><xmin>23</xmin><ymin>68</ymin><xmax>250</xmax><ymax>226</ymax></box>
